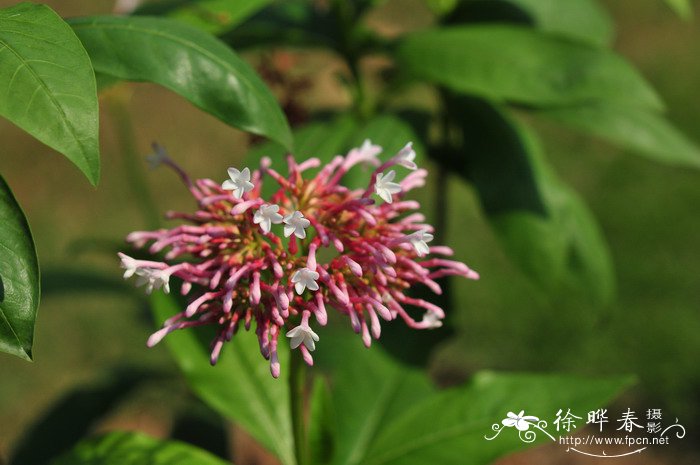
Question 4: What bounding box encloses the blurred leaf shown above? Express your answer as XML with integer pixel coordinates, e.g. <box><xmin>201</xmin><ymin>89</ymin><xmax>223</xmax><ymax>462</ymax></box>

<box><xmin>664</xmin><ymin>0</ymin><xmax>693</xmax><ymax>19</ymax></box>
<box><xmin>446</xmin><ymin>96</ymin><xmax>615</xmax><ymax>305</ymax></box>
<box><xmin>134</xmin><ymin>0</ymin><xmax>272</xmax><ymax>35</ymax></box>
<box><xmin>150</xmin><ymin>292</ymin><xmax>296</xmax><ymax>465</ymax></box>
<box><xmin>396</xmin><ymin>25</ymin><xmax>662</xmax><ymax>110</ymax></box>
<box><xmin>308</xmin><ymin>377</ymin><xmax>335</xmax><ymax>465</ymax></box>
<box><xmin>51</xmin><ymin>431</ymin><xmax>231</xmax><ymax>465</ymax></box>
<box><xmin>0</xmin><ymin>175</ymin><xmax>39</xmax><ymax>361</ymax></box>
<box><xmin>444</xmin><ymin>0</ymin><xmax>613</xmax><ymax>47</ymax></box>
<box><xmin>11</xmin><ymin>367</ymin><xmax>163</xmax><ymax>465</ymax></box>
<box><xmin>0</xmin><ymin>3</ymin><xmax>100</xmax><ymax>185</ymax></box>
<box><xmin>540</xmin><ymin>103</ymin><xmax>700</xmax><ymax>169</ymax></box>
<box><xmin>358</xmin><ymin>371</ymin><xmax>634</xmax><ymax>465</ymax></box>
<box><xmin>315</xmin><ymin>333</ymin><xmax>436</xmax><ymax>465</ymax></box>
<box><xmin>70</xmin><ymin>15</ymin><xmax>293</xmax><ymax>150</ymax></box>
<box><xmin>223</xmin><ymin>0</ymin><xmax>338</xmax><ymax>50</ymax></box>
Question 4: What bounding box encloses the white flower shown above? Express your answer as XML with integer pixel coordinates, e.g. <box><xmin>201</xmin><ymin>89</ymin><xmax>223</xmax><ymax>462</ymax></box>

<box><xmin>291</xmin><ymin>267</ymin><xmax>320</xmax><ymax>295</ymax></box>
<box><xmin>253</xmin><ymin>204</ymin><xmax>283</xmax><ymax>233</ymax></box>
<box><xmin>118</xmin><ymin>253</ymin><xmax>139</xmax><ymax>279</ymax></box>
<box><xmin>348</xmin><ymin>139</ymin><xmax>382</xmax><ymax>165</ymax></box>
<box><xmin>409</xmin><ymin>229</ymin><xmax>433</xmax><ymax>256</ymax></box>
<box><xmin>395</xmin><ymin>142</ymin><xmax>417</xmax><ymax>170</ymax></box>
<box><xmin>421</xmin><ymin>312</ymin><xmax>443</xmax><ymax>329</ymax></box>
<box><xmin>134</xmin><ymin>268</ymin><xmax>171</xmax><ymax>294</ymax></box>
<box><xmin>375</xmin><ymin>170</ymin><xmax>402</xmax><ymax>204</ymax></box>
<box><xmin>286</xmin><ymin>323</ymin><xmax>320</xmax><ymax>351</ymax></box>
<box><xmin>222</xmin><ymin>167</ymin><xmax>254</xmax><ymax>199</ymax></box>
<box><xmin>283</xmin><ymin>210</ymin><xmax>311</xmax><ymax>239</ymax></box>
<box><xmin>502</xmin><ymin>411</ymin><xmax>539</xmax><ymax>431</ymax></box>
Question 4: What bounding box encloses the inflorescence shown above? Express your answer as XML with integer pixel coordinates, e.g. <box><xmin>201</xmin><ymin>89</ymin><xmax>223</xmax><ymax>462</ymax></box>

<box><xmin>120</xmin><ymin>141</ymin><xmax>478</xmax><ymax>377</ymax></box>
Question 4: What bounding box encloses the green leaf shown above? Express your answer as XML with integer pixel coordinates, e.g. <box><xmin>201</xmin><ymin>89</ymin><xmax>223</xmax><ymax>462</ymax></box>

<box><xmin>308</xmin><ymin>377</ymin><xmax>335</xmax><ymax>465</ymax></box>
<box><xmin>396</xmin><ymin>25</ymin><xmax>662</xmax><ymax>110</ymax></box>
<box><xmin>539</xmin><ymin>103</ymin><xmax>700</xmax><ymax>169</ymax></box>
<box><xmin>150</xmin><ymin>292</ymin><xmax>296</xmax><ymax>465</ymax></box>
<box><xmin>51</xmin><ymin>431</ymin><xmax>232</xmax><ymax>465</ymax></box>
<box><xmin>445</xmin><ymin>0</ymin><xmax>613</xmax><ymax>47</ymax></box>
<box><xmin>0</xmin><ymin>175</ymin><xmax>39</xmax><ymax>361</ymax></box>
<box><xmin>664</xmin><ymin>0</ymin><xmax>693</xmax><ymax>19</ymax></box>
<box><xmin>315</xmin><ymin>333</ymin><xmax>436</xmax><ymax>465</ymax></box>
<box><xmin>446</xmin><ymin>96</ymin><xmax>615</xmax><ymax>305</ymax></box>
<box><xmin>70</xmin><ymin>15</ymin><xmax>292</xmax><ymax>150</ymax></box>
<box><xmin>0</xmin><ymin>3</ymin><xmax>100</xmax><ymax>185</ymax></box>
<box><xmin>359</xmin><ymin>372</ymin><xmax>634</xmax><ymax>465</ymax></box>
<box><xmin>134</xmin><ymin>0</ymin><xmax>272</xmax><ymax>35</ymax></box>
<box><xmin>11</xmin><ymin>367</ymin><xmax>162</xmax><ymax>465</ymax></box>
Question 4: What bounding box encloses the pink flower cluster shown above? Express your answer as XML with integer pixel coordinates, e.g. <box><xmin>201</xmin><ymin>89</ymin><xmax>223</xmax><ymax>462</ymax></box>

<box><xmin>120</xmin><ymin>141</ymin><xmax>478</xmax><ymax>377</ymax></box>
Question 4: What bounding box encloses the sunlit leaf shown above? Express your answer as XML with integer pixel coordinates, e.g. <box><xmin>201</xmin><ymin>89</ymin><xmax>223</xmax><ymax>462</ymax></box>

<box><xmin>0</xmin><ymin>3</ymin><xmax>99</xmax><ymax>184</ymax></box>
<box><xmin>51</xmin><ymin>431</ymin><xmax>232</xmax><ymax>465</ymax></box>
<box><xmin>71</xmin><ymin>15</ymin><xmax>292</xmax><ymax>150</ymax></box>
<box><xmin>396</xmin><ymin>25</ymin><xmax>662</xmax><ymax>110</ymax></box>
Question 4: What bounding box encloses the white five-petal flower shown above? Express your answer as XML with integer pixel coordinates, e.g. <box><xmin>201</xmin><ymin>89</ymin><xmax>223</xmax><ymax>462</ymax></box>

<box><xmin>375</xmin><ymin>170</ymin><xmax>402</xmax><ymax>204</ymax></box>
<box><xmin>253</xmin><ymin>204</ymin><xmax>284</xmax><ymax>233</ymax></box>
<box><xmin>283</xmin><ymin>210</ymin><xmax>311</xmax><ymax>239</ymax></box>
<box><xmin>118</xmin><ymin>253</ymin><xmax>139</xmax><ymax>279</ymax></box>
<box><xmin>348</xmin><ymin>139</ymin><xmax>382</xmax><ymax>165</ymax></box>
<box><xmin>134</xmin><ymin>268</ymin><xmax>171</xmax><ymax>294</ymax></box>
<box><xmin>222</xmin><ymin>167</ymin><xmax>254</xmax><ymax>199</ymax></box>
<box><xmin>421</xmin><ymin>312</ymin><xmax>443</xmax><ymax>329</ymax></box>
<box><xmin>502</xmin><ymin>411</ymin><xmax>540</xmax><ymax>431</ymax></box>
<box><xmin>395</xmin><ymin>142</ymin><xmax>417</xmax><ymax>170</ymax></box>
<box><xmin>291</xmin><ymin>267</ymin><xmax>320</xmax><ymax>295</ymax></box>
<box><xmin>408</xmin><ymin>229</ymin><xmax>433</xmax><ymax>256</ymax></box>
<box><xmin>286</xmin><ymin>323</ymin><xmax>320</xmax><ymax>351</ymax></box>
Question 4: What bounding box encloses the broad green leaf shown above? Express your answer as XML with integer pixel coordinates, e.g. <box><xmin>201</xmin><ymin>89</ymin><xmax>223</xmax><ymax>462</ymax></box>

<box><xmin>0</xmin><ymin>175</ymin><xmax>39</xmax><ymax>360</ymax></box>
<box><xmin>396</xmin><ymin>25</ymin><xmax>662</xmax><ymax>110</ymax></box>
<box><xmin>134</xmin><ymin>0</ymin><xmax>272</xmax><ymax>35</ymax></box>
<box><xmin>664</xmin><ymin>0</ymin><xmax>693</xmax><ymax>19</ymax></box>
<box><xmin>505</xmin><ymin>0</ymin><xmax>612</xmax><ymax>46</ymax></box>
<box><xmin>11</xmin><ymin>368</ymin><xmax>162</xmax><ymax>465</ymax></box>
<box><xmin>539</xmin><ymin>103</ymin><xmax>700</xmax><ymax>169</ymax></box>
<box><xmin>446</xmin><ymin>96</ymin><xmax>615</xmax><ymax>305</ymax></box>
<box><xmin>0</xmin><ymin>3</ymin><xmax>100</xmax><ymax>185</ymax></box>
<box><xmin>150</xmin><ymin>292</ymin><xmax>296</xmax><ymax>465</ymax></box>
<box><xmin>315</xmin><ymin>333</ymin><xmax>436</xmax><ymax>465</ymax></box>
<box><xmin>70</xmin><ymin>15</ymin><xmax>293</xmax><ymax>150</ymax></box>
<box><xmin>51</xmin><ymin>431</ymin><xmax>231</xmax><ymax>465</ymax></box>
<box><xmin>359</xmin><ymin>372</ymin><xmax>634</xmax><ymax>465</ymax></box>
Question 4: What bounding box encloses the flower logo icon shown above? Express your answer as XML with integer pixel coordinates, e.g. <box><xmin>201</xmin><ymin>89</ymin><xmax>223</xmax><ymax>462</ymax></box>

<box><xmin>502</xmin><ymin>411</ymin><xmax>540</xmax><ymax>431</ymax></box>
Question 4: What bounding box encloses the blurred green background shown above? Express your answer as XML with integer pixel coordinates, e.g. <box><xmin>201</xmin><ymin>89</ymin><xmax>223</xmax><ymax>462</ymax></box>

<box><xmin>0</xmin><ymin>0</ymin><xmax>698</xmax><ymax>462</ymax></box>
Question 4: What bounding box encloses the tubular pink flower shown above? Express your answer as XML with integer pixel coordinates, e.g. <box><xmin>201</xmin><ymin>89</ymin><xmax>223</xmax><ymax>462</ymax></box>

<box><xmin>121</xmin><ymin>141</ymin><xmax>478</xmax><ymax>377</ymax></box>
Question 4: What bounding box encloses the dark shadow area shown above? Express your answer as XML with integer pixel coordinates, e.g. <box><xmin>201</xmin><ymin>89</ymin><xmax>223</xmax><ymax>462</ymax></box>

<box><xmin>0</xmin><ymin>274</ymin><xmax>5</xmax><ymax>303</ymax></box>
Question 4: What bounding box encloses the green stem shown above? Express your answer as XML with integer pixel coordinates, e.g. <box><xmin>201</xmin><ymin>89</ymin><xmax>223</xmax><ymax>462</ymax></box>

<box><xmin>290</xmin><ymin>349</ymin><xmax>308</xmax><ymax>465</ymax></box>
<box><xmin>106</xmin><ymin>90</ymin><xmax>161</xmax><ymax>230</ymax></box>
